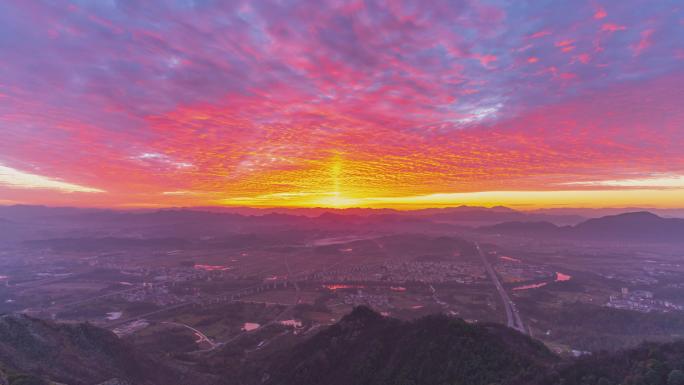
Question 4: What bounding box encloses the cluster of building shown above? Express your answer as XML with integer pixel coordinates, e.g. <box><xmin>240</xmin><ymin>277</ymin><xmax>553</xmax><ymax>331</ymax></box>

<box><xmin>304</xmin><ymin>260</ymin><xmax>487</xmax><ymax>285</ymax></box>
<box><xmin>375</xmin><ymin>261</ymin><xmax>486</xmax><ymax>284</ymax></box>
<box><xmin>108</xmin><ymin>263</ymin><xmax>238</xmax><ymax>282</ymax></box>
<box><xmin>606</xmin><ymin>288</ymin><xmax>683</xmax><ymax>313</ymax></box>
<box><xmin>343</xmin><ymin>290</ymin><xmax>391</xmax><ymax>309</ymax></box>
<box><xmin>119</xmin><ymin>283</ymin><xmax>187</xmax><ymax>306</ymax></box>
<box><xmin>322</xmin><ymin>261</ymin><xmax>486</xmax><ymax>284</ymax></box>
<box><xmin>494</xmin><ymin>260</ymin><xmax>553</xmax><ymax>283</ymax></box>
<box><xmin>599</xmin><ymin>272</ymin><xmax>659</xmax><ymax>286</ymax></box>
<box><xmin>303</xmin><ymin>264</ymin><xmax>375</xmax><ymax>282</ymax></box>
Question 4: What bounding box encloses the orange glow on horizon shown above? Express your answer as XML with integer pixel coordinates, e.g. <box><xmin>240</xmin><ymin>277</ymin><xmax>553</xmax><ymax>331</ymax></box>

<box><xmin>215</xmin><ymin>189</ymin><xmax>684</xmax><ymax>210</ymax></box>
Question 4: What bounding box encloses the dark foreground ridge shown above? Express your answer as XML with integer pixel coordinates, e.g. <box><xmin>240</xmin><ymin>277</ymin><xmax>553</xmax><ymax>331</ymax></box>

<box><xmin>0</xmin><ymin>313</ymin><xmax>202</xmax><ymax>385</ymax></box>
<box><xmin>263</xmin><ymin>305</ymin><xmax>557</xmax><ymax>385</ymax></box>
<box><xmin>2</xmin><ymin>308</ymin><xmax>684</xmax><ymax>385</ymax></box>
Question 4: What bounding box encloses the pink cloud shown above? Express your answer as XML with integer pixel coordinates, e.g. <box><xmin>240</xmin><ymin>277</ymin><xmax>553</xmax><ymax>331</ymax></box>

<box><xmin>476</xmin><ymin>54</ymin><xmax>498</xmax><ymax>67</ymax></box>
<box><xmin>0</xmin><ymin>0</ymin><xmax>682</xmax><ymax>207</ymax></box>
<box><xmin>574</xmin><ymin>53</ymin><xmax>591</xmax><ymax>64</ymax></box>
<box><xmin>632</xmin><ymin>29</ymin><xmax>655</xmax><ymax>56</ymax></box>
<box><xmin>594</xmin><ymin>7</ymin><xmax>607</xmax><ymax>20</ymax></box>
<box><xmin>601</xmin><ymin>23</ymin><xmax>627</xmax><ymax>33</ymax></box>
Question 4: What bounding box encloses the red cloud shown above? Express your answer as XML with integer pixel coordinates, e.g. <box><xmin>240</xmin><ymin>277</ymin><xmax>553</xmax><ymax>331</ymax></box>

<box><xmin>529</xmin><ymin>30</ymin><xmax>551</xmax><ymax>39</ymax></box>
<box><xmin>555</xmin><ymin>40</ymin><xmax>575</xmax><ymax>47</ymax></box>
<box><xmin>594</xmin><ymin>7</ymin><xmax>607</xmax><ymax>19</ymax></box>
<box><xmin>555</xmin><ymin>39</ymin><xmax>576</xmax><ymax>53</ymax></box>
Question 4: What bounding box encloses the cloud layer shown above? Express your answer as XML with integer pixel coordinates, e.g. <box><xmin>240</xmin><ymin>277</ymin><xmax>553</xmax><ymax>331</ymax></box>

<box><xmin>0</xmin><ymin>0</ymin><xmax>683</xmax><ymax>207</ymax></box>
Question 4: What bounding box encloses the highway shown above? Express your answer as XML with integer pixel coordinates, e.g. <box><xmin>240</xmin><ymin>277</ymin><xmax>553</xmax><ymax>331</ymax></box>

<box><xmin>475</xmin><ymin>242</ymin><xmax>527</xmax><ymax>334</ymax></box>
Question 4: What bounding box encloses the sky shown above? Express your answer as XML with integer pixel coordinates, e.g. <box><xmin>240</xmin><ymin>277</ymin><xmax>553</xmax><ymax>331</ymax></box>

<box><xmin>0</xmin><ymin>0</ymin><xmax>683</xmax><ymax>209</ymax></box>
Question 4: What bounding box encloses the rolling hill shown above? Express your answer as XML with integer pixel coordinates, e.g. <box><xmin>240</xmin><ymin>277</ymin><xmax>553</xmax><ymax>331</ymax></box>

<box><xmin>0</xmin><ymin>314</ymin><xmax>206</xmax><ymax>385</ymax></box>
<box><xmin>263</xmin><ymin>306</ymin><xmax>557</xmax><ymax>385</ymax></box>
<box><xmin>2</xmin><ymin>308</ymin><xmax>684</xmax><ymax>385</ymax></box>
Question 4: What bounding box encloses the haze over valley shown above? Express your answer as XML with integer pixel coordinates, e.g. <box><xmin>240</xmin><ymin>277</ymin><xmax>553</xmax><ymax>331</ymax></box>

<box><xmin>2</xmin><ymin>0</ymin><xmax>684</xmax><ymax>384</ymax></box>
<box><xmin>1</xmin><ymin>205</ymin><xmax>684</xmax><ymax>384</ymax></box>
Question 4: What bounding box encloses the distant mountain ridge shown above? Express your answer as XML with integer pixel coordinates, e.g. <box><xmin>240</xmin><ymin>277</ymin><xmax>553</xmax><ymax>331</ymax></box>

<box><xmin>0</xmin><ymin>204</ymin><xmax>583</xmax><ymax>246</ymax></box>
<box><xmin>0</xmin><ymin>204</ymin><xmax>585</xmax><ymax>227</ymax></box>
<box><xmin>192</xmin><ymin>205</ymin><xmax>586</xmax><ymax>225</ymax></box>
<box><xmin>532</xmin><ymin>207</ymin><xmax>684</xmax><ymax>219</ymax></box>
<box><xmin>2</xmin><ymin>205</ymin><xmax>682</xmax><ymax>245</ymax></box>
<box><xmin>479</xmin><ymin>211</ymin><xmax>684</xmax><ymax>243</ymax></box>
